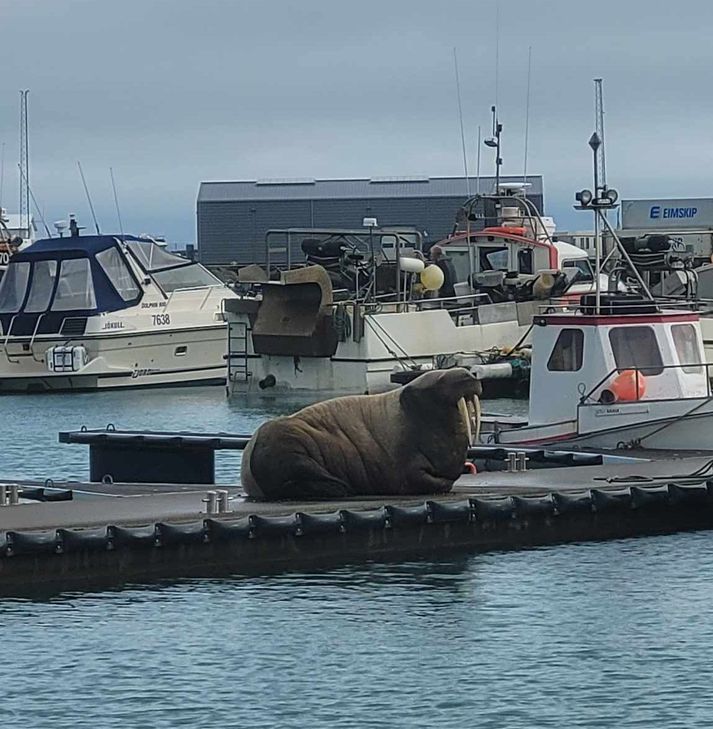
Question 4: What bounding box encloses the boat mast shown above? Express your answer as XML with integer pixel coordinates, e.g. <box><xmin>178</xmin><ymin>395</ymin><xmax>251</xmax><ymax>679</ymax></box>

<box><xmin>453</xmin><ymin>47</ymin><xmax>471</xmax><ymax>197</ymax></box>
<box><xmin>19</xmin><ymin>90</ymin><xmax>29</xmax><ymax>237</ymax></box>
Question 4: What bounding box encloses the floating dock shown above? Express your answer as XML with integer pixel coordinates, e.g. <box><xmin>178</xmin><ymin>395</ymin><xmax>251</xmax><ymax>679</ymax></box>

<box><xmin>0</xmin><ymin>430</ymin><xmax>712</xmax><ymax>594</ymax></box>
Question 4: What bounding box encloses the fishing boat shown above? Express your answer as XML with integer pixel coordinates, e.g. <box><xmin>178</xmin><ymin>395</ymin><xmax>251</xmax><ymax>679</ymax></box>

<box><xmin>480</xmin><ymin>293</ymin><xmax>713</xmax><ymax>449</ymax></box>
<box><xmin>0</xmin><ymin>233</ymin><xmax>237</xmax><ymax>391</ymax></box>
<box><xmin>225</xmin><ymin>187</ymin><xmax>603</xmax><ymax>395</ymax></box>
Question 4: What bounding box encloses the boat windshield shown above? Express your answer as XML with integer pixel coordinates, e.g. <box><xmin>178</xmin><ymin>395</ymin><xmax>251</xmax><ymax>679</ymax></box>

<box><xmin>126</xmin><ymin>240</ymin><xmax>189</xmax><ymax>272</ymax></box>
<box><xmin>562</xmin><ymin>258</ymin><xmax>594</xmax><ymax>283</ymax></box>
<box><xmin>0</xmin><ymin>261</ymin><xmax>30</xmax><ymax>313</ymax></box>
<box><xmin>152</xmin><ymin>264</ymin><xmax>223</xmax><ymax>294</ymax></box>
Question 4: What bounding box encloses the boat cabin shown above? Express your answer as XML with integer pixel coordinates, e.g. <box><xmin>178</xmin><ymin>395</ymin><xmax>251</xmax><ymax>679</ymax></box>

<box><xmin>0</xmin><ymin>235</ymin><xmax>221</xmax><ymax>337</ymax></box>
<box><xmin>528</xmin><ymin>299</ymin><xmax>708</xmax><ymax>427</ymax></box>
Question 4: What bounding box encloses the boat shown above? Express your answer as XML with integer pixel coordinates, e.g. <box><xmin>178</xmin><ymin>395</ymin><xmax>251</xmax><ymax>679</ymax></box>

<box><xmin>0</xmin><ymin>233</ymin><xmax>237</xmax><ymax>391</ymax></box>
<box><xmin>224</xmin><ymin>188</ymin><xmax>603</xmax><ymax>396</ymax></box>
<box><xmin>480</xmin><ymin>293</ymin><xmax>713</xmax><ymax>449</ymax></box>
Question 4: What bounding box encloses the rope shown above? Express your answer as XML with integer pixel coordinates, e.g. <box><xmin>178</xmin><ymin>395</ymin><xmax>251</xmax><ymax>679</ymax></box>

<box><xmin>596</xmin><ymin>457</ymin><xmax>713</xmax><ymax>485</ymax></box>
<box><xmin>620</xmin><ymin>395</ymin><xmax>713</xmax><ymax>449</ymax></box>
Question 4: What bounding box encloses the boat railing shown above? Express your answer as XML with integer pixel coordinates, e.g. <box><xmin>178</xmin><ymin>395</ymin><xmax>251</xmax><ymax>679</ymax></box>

<box><xmin>28</xmin><ymin>313</ymin><xmax>46</xmax><ymax>362</ymax></box>
<box><xmin>1</xmin><ymin>315</ymin><xmax>19</xmax><ymax>364</ymax></box>
<box><xmin>352</xmin><ymin>291</ymin><xmax>494</xmax><ymax>317</ymax></box>
<box><xmin>579</xmin><ymin>362</ymin><xmax>713</xmax><ymax>406</ymax></box>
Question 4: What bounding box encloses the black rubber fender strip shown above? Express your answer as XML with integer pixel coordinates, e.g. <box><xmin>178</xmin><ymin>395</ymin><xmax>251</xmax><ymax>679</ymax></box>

<box><xmin>248</xmin><ymin>514</ymin><xmax>299</xmax><ymax>537</ymax></box>
<box><xmin>296</xmin><ymin>511</ymin><xmax>344</xmax><ymax>536</ymax></box>
<box><xmin>107</xmin><ymin>524</ymin><xmax>157</xmax><ymax>549</ymax></box>
<box><xmin>43</xmin><ymin>489</ymin><xmax>74</xmax><ymax>502</ymax></box>
<box><xmin>512</xmin><ymin>494</ymin><xmax>555</xmax><ymax>517</ymax></box>
<box><xmin>426</xmin><ymin>500</ymin><xmax>473</xmax><ymax>524</ymax></box>
<box><xmin>339</xmin><ymin>507</ymin><xmax>388</xmax><ymax>532</ymax></box>
<box><xmin>57</xmin><ymin>527</ymin><xmax>110</xmax><ymax>553</ymax></box>
<box><xmin>6</xmin><ymin>530</ymin><xmax>59</xmax><ymax>556</ymax></box>
<box><xmin>631</xmin><ymin>485</ymin><xmax>670</xmax><ymax>510</ymax></box>
<box><xmin>385</xmin><ymin>504</ymin><xmax>429</xmax><ymax>527</ymax></box>
<box><xmin>204</xmin><ymin>518</ymin><xmax>251</xmax><ymax>542</ymax></box>
<box><xmin>669</xmin><ymin>483</ymin><xmax>710</xmax><ymax>506</ymax></box>
<box><xmin>591</xmin><ymin>488</ymin><xmax>632</xmax><ymax>512</ymax></box>
<box><xmin>18</xmin><ymin>487</ymin><xmax>73</xmax><ymax>502</ymax></box>
<box><xmin>155</xmin><ymin>521</ymin><xmax>207</xmax><ymax>546</ymax></box>
<box><xmin>19</xmin><ymin>487</ymin><xmax>45</xmax><ymax>501</ymax></box>
<box><xmin>470</xmin><ymin>496</ymin><xmax>515</xmax><ymax>522</ymax></box>
<box><xmin>552</xmin><ymin>491</ymin><xmax>593</xmax><ymax>515</ymax></box>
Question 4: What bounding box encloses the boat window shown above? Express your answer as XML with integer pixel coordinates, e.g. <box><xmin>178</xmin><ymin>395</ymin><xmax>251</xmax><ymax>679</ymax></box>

<box><xmin>152</xmin><ymin>263</ymin><xmax>222</xmax><ymax>294</ymax></box>
<box><xmin>562</xmin><ymin>259</ymin><xmax>594</xmax><ymax>283</ymax></box>
<box><xmin>25</xmin><ymin>260</ymin><xmax>58</xmax><ymax>313</ymax></box>
<box><xmin>51</xmin><ymin>258</ymin><xmax>97</xmax><ymax>311</ymax></box>
<box><xmin>609</xmin><ymin>326</ymin><xmax>663</xmax><ymax>376</ymax></box>
<box><xmin>517</xmin><ymin>248</ymin><xmax>533</xmax><ymax>274</ymax></box>
<box><xmin>126</xmin><ymin>240</ymin><xmax>187</xmax><ymax>272</ymax></box>
<box><xmin>672</xmin><ymin>323</ymin><xmax>702</xmax><ymax>373</ymax></box>
<box><xmin>96</xmin><ymin>246</ymin><xmax>141</xmax><ymax>302</ymax></box>
<box><xmin>479</xmin><ymin>246</ymin><xmax>508</xmax><ymax>271</ymax></box>
<box><xmin>0</xmin><ymin>261</ymin><xmax>30</xmax><ymax>313</ymax></box>
<box><xmin>547</xmin><ymin>328</ymin><xmax>584</xmax><ymax>371</ymax></box>
<box><xmin>445</xmin><ymin>250</ymin><xmax>471</xmax><ymax>282</ymax></box>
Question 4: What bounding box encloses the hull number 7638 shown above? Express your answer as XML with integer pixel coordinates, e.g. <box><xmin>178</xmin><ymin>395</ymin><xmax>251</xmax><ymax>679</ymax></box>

<box><xmin>152</xmin><ymin>314</ymin><xmax>171</xmax><ymax>326</ymax></box>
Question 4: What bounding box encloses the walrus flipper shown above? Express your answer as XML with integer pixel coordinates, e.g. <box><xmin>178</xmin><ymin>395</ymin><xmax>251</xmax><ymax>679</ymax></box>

<box><xmin>255</xmin><ymin>453</ymin><xmax>351</xmax><ymax>501</ymax></box>
<box><xmin>281</xmin><ymin>477</ymin><xmax>351</xmax><ymax>500</ymax></box>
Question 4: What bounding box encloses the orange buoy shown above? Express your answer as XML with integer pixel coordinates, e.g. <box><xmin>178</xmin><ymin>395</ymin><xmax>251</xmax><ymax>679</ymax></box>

<box><xmin>602</xmin><ymin>369</ymin><xmax>647</xmax><ymax>403</ymax></box>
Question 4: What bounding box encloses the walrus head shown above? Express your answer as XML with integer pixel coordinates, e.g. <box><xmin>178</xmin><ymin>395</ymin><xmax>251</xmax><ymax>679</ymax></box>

<box><xmin>399</xmin><ymin>367</ymin><xmax>482</xmax><ymax>446</ymax></box>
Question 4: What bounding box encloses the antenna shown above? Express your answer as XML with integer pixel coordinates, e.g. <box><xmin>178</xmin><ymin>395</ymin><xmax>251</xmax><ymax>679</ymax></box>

<box><xmin>18</xmin><ymin>163</ymin><xmax>52</xmax><ymax>237</ymax></box>
<box><xmin>0</xmin><ymin>142</ymin><xmax>5</xmax><ymax>210</ymax></box>
<box><xmin>77</xmin><ymin>161</ymin><xmax>101</xmax><ymax>235</ymax></box>
<box><xmin>109</xmin><ymin>167</ymin><xmax>124</xmax><ymax>238</ymax></box>
<box><xmin>19</xmin><ymin>90</ymin><xmax>29</xmax><ymax>234</ymax></box>
<box><xmin>453</xmin><ymin>48</ymin><xmax>471</xmax><ymax>196</ymax></box>
<box><xmin>594</xmin><ymin>78</ymin><xmax>607</xmax><ymax>189</ymax></box>
<box><xmin>523</xmin><ymin>46</ymin><xmax>532</xmax><ymax>193</ymax></box>
<box><xmin>494</xmin><ymin>2</ymin><xmax>500</xmax><ymax>109</ymax></box>
<box><xmin>476</xmin><ymin>125</ymin><xmax>481</xmax><ymax>194</ymax></box>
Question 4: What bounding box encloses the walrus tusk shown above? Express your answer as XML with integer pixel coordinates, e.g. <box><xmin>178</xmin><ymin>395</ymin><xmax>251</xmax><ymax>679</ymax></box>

<box><xmin>472</xmin><ymin>394</ymin><xmax>481</xmax><ymax>444</ymax></box>
<box><xmin>465</xmin><ymin>395</ymin><xmax>481</xmax><ymax>446</ymax></box>
<box><xmin>457</xmin><ymin>397</ymin><xmax>473</xmax><ymax>445</ymax></box>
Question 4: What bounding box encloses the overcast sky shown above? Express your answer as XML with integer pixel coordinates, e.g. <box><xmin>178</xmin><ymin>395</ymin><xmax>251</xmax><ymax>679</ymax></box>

<box><xmin>2</xmin><ymin>0</ymin><xmax>712</xmax><ymax>243</ymax></box>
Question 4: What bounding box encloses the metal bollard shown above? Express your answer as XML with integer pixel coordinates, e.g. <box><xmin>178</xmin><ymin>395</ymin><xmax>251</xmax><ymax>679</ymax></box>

<box><xmin>203</xmin><ymin>490</ymin><xmax>218</xmax><ymax>515</ymax></box>
<box><xmin>516</xmin><ymin>452</ymin><xmax>529</xmax><ymax>472</ymax></box>
<box><xmin>0</xmin><ymin>485</ymin><xmax>8</xmax><ymax>507</ymax></box>
<box><xmin>217</xmin><ymin>490</ymin><xmax>230</xmax><ymax>514</ymax></box>
<box><xmin>507</xmin><ymin>452</ymin><xmax>518</xmax><ymax>472</ymax></box>
<box><xmin>9</xmin><ymin>485</ymin><xmax>19</xmax><ymax>505</ymax></box>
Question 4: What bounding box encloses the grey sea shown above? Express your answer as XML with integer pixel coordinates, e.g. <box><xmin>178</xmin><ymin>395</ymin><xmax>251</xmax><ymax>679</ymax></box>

<box><xmin>2</xmin><ymin>387</ymin><xmax>712</xmax><ymax>728</ymax></box>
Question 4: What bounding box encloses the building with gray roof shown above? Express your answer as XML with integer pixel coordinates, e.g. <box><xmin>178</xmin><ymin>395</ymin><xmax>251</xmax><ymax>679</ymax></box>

<box><xmin>196</xmin><ymin>175</ymin><xmax>544</xmax><ymax>265</ymax></box>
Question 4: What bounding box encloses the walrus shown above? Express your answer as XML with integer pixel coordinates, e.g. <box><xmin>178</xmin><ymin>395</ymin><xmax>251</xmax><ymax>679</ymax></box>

<box><xmin>240</xmin><ymin>368</ymin><xmax>482</xmax><ymax>501</ymax></box>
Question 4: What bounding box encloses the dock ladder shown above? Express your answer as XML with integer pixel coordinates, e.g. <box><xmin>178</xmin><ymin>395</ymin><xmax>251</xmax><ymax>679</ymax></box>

<box><xmin>227</xmin><ymin>320</ymin><xmax>251</xmax><ymax>391</ymax></box>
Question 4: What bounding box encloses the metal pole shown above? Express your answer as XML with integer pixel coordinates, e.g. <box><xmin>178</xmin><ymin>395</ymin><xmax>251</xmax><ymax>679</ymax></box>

<box><xmin>592</xmin><ymin>145</ymin><xmax>601</xmax><ymax>314</ymax></box>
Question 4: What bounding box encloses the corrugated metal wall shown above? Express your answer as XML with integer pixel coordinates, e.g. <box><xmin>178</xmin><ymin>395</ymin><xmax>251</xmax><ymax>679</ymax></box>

<box><xmin>197</xmin><ymin>194</ymin><xmax>544</xmax><ymax>265</ymax></box>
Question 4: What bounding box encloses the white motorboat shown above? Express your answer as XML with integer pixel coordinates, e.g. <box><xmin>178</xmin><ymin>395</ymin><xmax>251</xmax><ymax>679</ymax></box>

<box><xmin>225</xmin><ymin>190</ymin><xmax>601</xmax><ymax>396</ymax></box>
<box><xmin>0</xmin><ymin>233</ymin><xmax>237</xmax><ymax>391</ymax></box>
<box><xmin>481</xmin><ymin>293</ymin><xmax>713</xmax><ymax>450</ymax></box>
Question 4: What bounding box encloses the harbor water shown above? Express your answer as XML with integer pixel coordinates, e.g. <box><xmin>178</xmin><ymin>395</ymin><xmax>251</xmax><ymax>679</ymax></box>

<box><xmin>2</xmin><ymin>389</ymin><xmax>712</xmax><ymax>727</ymax></box>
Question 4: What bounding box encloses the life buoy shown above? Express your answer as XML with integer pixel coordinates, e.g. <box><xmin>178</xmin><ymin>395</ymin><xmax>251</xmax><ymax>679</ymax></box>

<box><xmin>482</xmin><ymin>226</ymin><xmax>527</xmax><ymax>237</ymax></box>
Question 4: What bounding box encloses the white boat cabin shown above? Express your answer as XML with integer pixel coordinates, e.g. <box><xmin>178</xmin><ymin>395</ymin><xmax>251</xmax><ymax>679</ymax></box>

<box><xmin>529</xmin><ymin>307</ymin><xmax>708</xmax><ymax>427</ymax></box>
